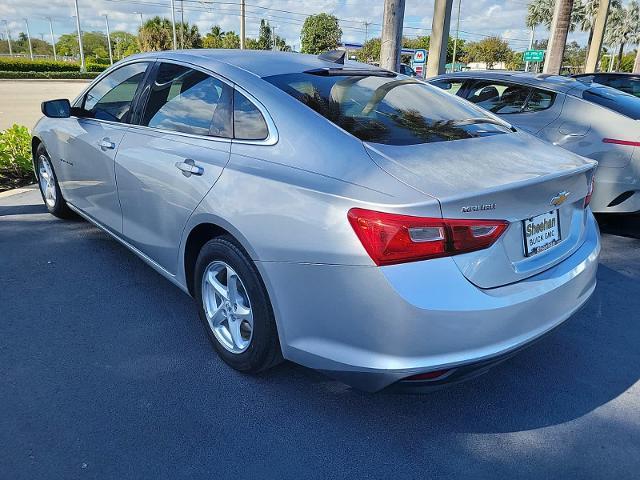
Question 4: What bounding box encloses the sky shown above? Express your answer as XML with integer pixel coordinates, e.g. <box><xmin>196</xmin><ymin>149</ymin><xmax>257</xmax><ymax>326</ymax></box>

<box><xmin>0</xmin><ymin>0</ymin><xmax>597</xmax><ymax>53</ymax></box>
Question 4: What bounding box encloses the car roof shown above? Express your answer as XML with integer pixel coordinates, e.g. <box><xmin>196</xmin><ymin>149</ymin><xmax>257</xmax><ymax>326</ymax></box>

<box><xmin>120</xmin><ymin>49</ymin><xmax>384</xmax><ymax>79</ymax></box>
<box><xmin>429</xmin><ymin>70</ymin><xmax>587</xmax><ymax>94</ymax></box>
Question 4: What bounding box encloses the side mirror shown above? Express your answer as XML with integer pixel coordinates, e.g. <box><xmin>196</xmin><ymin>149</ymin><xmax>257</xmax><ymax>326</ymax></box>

<box><xmin>41</xmin><ymin>99</ymin><xmax>71</xmax><ymax>118</ymax></box>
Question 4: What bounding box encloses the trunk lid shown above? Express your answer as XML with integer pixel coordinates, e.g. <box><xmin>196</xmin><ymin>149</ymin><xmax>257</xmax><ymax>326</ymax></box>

<box><xmin>365</xmin><ymin>132</ymin><xmax>597</xmax><ymax>288</ymax></box>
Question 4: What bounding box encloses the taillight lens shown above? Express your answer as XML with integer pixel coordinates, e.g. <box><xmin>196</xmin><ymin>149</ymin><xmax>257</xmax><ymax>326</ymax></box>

<box><xmin>584</xmin><ymin>176</ymin><xmax>595</xmax><ymax>208</ymax></box>
<box><xmin>347</xmin><ymin>208</ymin><xmax>508</xmax><ymax>266</ymax></box>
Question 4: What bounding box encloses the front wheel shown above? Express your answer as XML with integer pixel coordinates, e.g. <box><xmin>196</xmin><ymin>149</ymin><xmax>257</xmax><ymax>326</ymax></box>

<box><xmin>194</xmin><ymin>236</ymin><xmax>282</xmax><ymax>373</ymax></box>
<box><xmin>35</xmin><ymin>144</ymin><xmax>73</xmax><ymax>218</ymax></box>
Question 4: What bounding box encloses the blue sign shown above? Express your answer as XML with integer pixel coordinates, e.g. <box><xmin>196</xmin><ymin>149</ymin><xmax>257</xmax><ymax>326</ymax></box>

<box><xmin>413</xmin><ymin>49</ymin><xmax>427</xmax><ymax>64</ymax></box>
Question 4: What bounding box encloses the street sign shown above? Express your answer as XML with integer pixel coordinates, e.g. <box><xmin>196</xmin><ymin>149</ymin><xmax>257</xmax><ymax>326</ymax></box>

<box><xmin>523</xmin><ymin>50</ymin><xmax>545</xmax><ymax>62</ymax></box>
<box><xmin>413</xmin><ymin>49</ymin><xmax>427</xmax><ymax>64</ymax></box>
<box><xmin>414</xmin><ymin>64</ymin><xmax>424</xmax><ymax>77</ymax></box>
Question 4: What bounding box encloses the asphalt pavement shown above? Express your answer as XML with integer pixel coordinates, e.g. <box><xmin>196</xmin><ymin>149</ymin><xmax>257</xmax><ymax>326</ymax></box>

<box><xmin>1</xmin><ymin>187</ymin><xmax>639</xmax><ymax>479</ymax></box>
<box><xmin>0</xmin><ymin>80</ymin><xmax>89</xmax><ymax>131</ymax></box>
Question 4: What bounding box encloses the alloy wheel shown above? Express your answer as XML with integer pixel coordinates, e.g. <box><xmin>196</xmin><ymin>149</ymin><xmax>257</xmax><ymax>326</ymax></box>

<box><xmin>38</xmin><ymin>154</ymin><xmax>57</xmax><ymax>208</ymax></box>
<box><xmin>201</xmin><ymin>260</ymin><xmax>254</xmax><ymax>353</ymax></box>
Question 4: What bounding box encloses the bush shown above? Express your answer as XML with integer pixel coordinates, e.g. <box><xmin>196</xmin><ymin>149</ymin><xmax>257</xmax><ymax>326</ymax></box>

<box><xmin>0</xmin><ymin>124</ymin><xmax>34</xmax><ymax>190</ymax></box>
<box><xmin>0</xmin><ymin>70</ymin><xmax>100</xmax><ymax>79</ymax></box>
<box><xmin>0</xmin><ymin>57</ymin><xmax>108</xmax><ymax>73</ymax></box>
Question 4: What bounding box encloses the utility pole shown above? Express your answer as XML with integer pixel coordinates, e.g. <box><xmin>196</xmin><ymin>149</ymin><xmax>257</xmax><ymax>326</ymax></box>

<box><xmin>180</xmin><ymin>0</ymin><xmax>184</xmax><ymax>49</ymax></box>
<box><xmin>240</xmin><ymin>0</ymin><xmax>246</xmax><ymax>49</ymax></box>
<box><xmin>170</xmin><ymin>0</ymin><xmax>178</xmax><ymax>50</ymax></box>
<box><xmin>46</xmin><ymin>17</ymin><xmax>57</xmax><ymax>61</ymax></box>
<box><xmin>585</xmin><ymin>0</ymin><xmax>610</xmax><ymax>73</ymax></box>
<box><xmin>379</xmin><ymin>0</ymin><xmax>406</xmax><ymax>72</ymax></box>
<box><xmin>363</xmin><ymin>21</ymin><xmax>371</xmax><ymax>43</ymax></box>
<box><xmin>73</xmin><ymin>0</ymin><xmax>85</xmax><ymax>72</ymax></box>
<box><xmin>426</xmin><ymin>0</ymin><xmax>453</xmax><ymax>77</ymax></box>
<box><xmin>525</xmin><ymin>25</ymin><xmax>535</xmax><ymax>72</ymax></box>
<box><xmin>543</xmin><ymin>0</ymin><xmax>573</xmax><ymax>74</ymax></box>
<box><xmin>104</xmin><ymin>14</ymin><xmax>113</xmax><ymax>65</ymax></box>
<box><xmin>451</xmin><ymin>0</ymin><xmax>461</xmax><ymax>73</ymax></box>
<box><xmin>2</xmin><ymin>20</ymin><xmax>12</xmax><ymax>56</ymax></box>
<box><xmin>23</xmin><ymin>18</ymin><xmax>33</xmax><ymax>60</ymax></box>
<box><xmin>133</xmin><ymin>12</ymin><xmax>144</xmax><ymax>31</ymax></box>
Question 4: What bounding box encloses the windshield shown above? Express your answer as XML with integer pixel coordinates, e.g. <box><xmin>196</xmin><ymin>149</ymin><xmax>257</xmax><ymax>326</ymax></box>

<box><xmin>264</xmin><ymin>72</ymin><xmax>512</xmax><ymax>145</ymax></box>
<box><xmin>582</xmin><ymin>86</ymin><xmax>640</xmax><ymax>120</ymax></box>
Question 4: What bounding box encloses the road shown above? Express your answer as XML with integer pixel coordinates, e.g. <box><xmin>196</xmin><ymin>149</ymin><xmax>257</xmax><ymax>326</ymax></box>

<box><xmin>1</xmin><ymin>188</ymin><xmax>639</xmax><ymax>479</ymax></box>
<box><xmin>0</xmin><ymin>80</ymin><xmax>89</xmax><ymax>131</ymax></box>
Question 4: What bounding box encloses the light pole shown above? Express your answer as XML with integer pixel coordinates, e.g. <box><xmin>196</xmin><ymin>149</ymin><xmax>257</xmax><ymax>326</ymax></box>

<box><xmin>133</xmin><ymin>11</ymin><xmax>143</xmax><ymax>31</ymax></box>
<box><xmin>104</xmin><ymin>14</ymin><xmax>113</xmax><ymax>65</ymax></box>
<box><xmin>451</xmin><ymin>0</ymin><xmax>461</xmax><ymax>73</ymax></box>
<box><xmin>23</xmin><ymin>19</ymin><xmax>33</xmax><ymax>60</ymax></box>
<box><xmin>73</xmin><ymin>0</ymin><xmax>85</xmax><ymax>72</ymax></box>
<box><xmin>170</xmin><ymin>0</ymin><xmax>178</xmax><ymax>50</ymax></box>
<box><xmin>1</xmin><ymin>20</ymin><xmax>11</xmax><ymax>57</ymax></box>
<box><xmin>240</xmin><ymin>0</ymin><xmax>245</xmax><ymax>49</ymax></box>
<box><xmin>46</xmin><ymin>17</ymin><xmax>57</xmax><ymax>61</ymax></box>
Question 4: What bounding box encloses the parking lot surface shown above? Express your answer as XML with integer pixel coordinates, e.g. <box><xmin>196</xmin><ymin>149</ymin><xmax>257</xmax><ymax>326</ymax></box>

<box><xmin>1</xmin><ymin>188</ymin><xmax>639</xmax><ymax>479</ymax></box>
<box><xmin>0</xmin><ymin>80</ymin><xmax>89</xmax><ymax>130</ymax></box>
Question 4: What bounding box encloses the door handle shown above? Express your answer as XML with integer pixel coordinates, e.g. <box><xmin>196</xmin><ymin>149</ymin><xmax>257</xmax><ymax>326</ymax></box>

<box><xmin>99</xmin><ymin>138</ymin><xmax>116</xmax><ymax>150</ymax></box>
<box><xmin>175</xmin><ymin>158</ymin><xmax>204</xmax><ymax>177</ymax></box>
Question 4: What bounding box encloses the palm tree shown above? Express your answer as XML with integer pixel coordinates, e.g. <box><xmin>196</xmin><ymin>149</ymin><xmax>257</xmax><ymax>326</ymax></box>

<box><xmin>605</xmin><ymin>1</ymin><xmax>640</xmax><ymax>70</ymax></box>
<box><xmin>139</xmin><ymin>16</ymin><xmax>173</xmax><ymax>51</ymax></box>
<box><xmin>577</xmin><ymin>0</ymin><xmax>620</xmax><ymax>56</ymax></box>
<box><xmin>176</xmin><ymin>22</ymin><xmax>201</xmax><ymax>49</ymax></box>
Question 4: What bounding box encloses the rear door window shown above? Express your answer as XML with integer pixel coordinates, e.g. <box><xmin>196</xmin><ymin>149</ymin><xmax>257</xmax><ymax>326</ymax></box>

<box><xmin>233</xmin><ymin>90</ymin><xmax>269</xmax><ymax>140</ymax></box>
<box><xmin>466</xmin><ymin>81</ymin><xmax>529</xmax><ymax>114</ymax></box>
<box><xmin>141</xmin><ymin>62</ymin><xmax>232</xmax><ymax>137</ymax></box>
<box><xmin>582</xmin><ymin>86</ymin><xmax>640</xmax><ymax>120</ymax></box>
<box><xmin>524</xmin><ymin>88</ymin><xmax>555</xmax><ymax>112</ymax></box>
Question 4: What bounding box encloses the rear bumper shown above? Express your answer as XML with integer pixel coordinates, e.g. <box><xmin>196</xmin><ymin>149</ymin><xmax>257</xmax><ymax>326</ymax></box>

<box><xmin>258</xmin><ymin>212</ymin><xmax>600</xmax><ymax>392</ymax></box>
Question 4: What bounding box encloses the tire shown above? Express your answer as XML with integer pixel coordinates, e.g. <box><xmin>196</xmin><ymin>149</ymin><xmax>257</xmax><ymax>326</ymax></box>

<box><xmin>35</xmin><ymin>143</ymin><xmax>73</xmax><ymax>219</ymax></box>
<box><xmin>194</xmin><ymin>236</ymin><xmax>282</xmax><ymax>373</ymax></box>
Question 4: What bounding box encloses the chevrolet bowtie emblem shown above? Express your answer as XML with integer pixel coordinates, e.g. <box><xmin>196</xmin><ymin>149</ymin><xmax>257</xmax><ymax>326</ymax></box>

<box><xmin>550</xmin><ymin>191</ymin><xmax>570</xmax><ymax>207</ymax></box>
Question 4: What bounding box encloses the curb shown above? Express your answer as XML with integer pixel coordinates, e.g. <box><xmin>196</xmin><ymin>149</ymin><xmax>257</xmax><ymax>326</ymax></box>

<box><xmin>0</xmin><ymin>184</ymin><xmax>37</xmax><ymax>198</ymax></box>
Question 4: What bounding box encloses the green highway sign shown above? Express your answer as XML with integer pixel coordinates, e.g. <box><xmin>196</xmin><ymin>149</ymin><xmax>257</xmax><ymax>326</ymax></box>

<box><xmin>523</xmin><ymin>50</ymin><xmax>545</xmax><ymax>62</ymax></box>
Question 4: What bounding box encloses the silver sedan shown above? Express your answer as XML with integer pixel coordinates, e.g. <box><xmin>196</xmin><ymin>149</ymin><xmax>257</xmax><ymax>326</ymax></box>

<box><xmin>428</xmin><ymin>71</ymin><xmax>640</xmax><ymax>214</ymax></box>
<box><xmin>32</xmin><ymin>50</ymin><xmax>599</xmax><ymax>391</ymax></box>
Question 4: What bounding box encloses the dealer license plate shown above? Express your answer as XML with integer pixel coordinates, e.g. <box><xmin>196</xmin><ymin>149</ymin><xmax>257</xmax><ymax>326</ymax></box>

<box><xmin>523</xmin><ymin>210</ymin><xmax>561</xmax><ymax>257</ymax></box>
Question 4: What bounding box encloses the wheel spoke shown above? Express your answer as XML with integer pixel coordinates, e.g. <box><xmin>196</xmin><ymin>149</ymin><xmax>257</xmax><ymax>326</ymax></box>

<box><xmin>207</xmin><ymin>270</ymin><xmax>228</xmax><ymax>301</ymax></box>
<box><xmin>228</xmin><ymin>318</ymin><xmax>243</xmax><ymax>349</ymax></box>
<box><xmin>208</xmin><ymin>304</ymin><xmax>226</xmax><ymax>327</ymax></box>
<box><xmin>234</xmin><ymin>303</ymin><xmax>252</xmax><ymax>323</ymax></box>
<box><xmin>226</xmin><ymin>268</ymin><xmax>240</xmax><ymax>305</ymax></box>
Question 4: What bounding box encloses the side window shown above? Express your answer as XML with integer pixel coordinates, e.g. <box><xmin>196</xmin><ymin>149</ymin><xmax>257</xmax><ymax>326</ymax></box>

<box><xmin>84</xmin><ymin>62</ymin><xmax>149</xmax><ymax>123</ymax></box>
<box><xmin>233</xmin><ymin>90</ymin><xmax>268</xmax><ymax>140</ymax></box>
<box><xmin>141</xmin><ymin>63</ymin><xmax>232</xmax><ymax>137</ymax></box>
<box><xmin>430</xmin><ymin>79</ymin><xmax>464</xmax><ymax>96</ymax></box>
<box><xmin>524</xmin><ymin>88</ymin><xmax>555</xmax><ymax>112</ymax></box>
<box><xmin>466</xmin><ymin>81</ymin><xmax>529</xmax><ymax>114</ymax></box>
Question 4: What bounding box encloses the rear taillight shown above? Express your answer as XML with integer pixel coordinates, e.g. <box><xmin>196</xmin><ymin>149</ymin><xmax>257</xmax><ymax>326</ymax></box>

<box><xmin>347</xmin><ymin>208</ymin><xmax>508</xmax><ymax>266</ymax></box>
<box><xmin>584</xmin><ymin>176</ymin><xmax>595</xmax><ymax>208</ymax></box>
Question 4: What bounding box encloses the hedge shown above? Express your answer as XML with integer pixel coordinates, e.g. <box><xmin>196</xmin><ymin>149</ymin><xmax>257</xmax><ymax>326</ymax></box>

<box><xmin>0</xmin><ymin>57</ymin><xmax>108</xmax><ymax>73</ymax></box>
<box><xmin>0</xmin><ymin>70</ymin><xmax>100</xmax><ymax>79</ymax></box>
<box><xmin>0</xmin><ymin>124</ymin><xmax>34</xmax><ymax>192</ymax></box>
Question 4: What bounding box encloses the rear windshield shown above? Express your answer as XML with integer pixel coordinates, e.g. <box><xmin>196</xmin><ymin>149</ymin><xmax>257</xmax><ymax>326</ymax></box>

<box><xmin>582</xmin><ymin>86</ymin><xmax>640</xmax><ymax>120</ymax></box>
<box><xmin>263</xmin><ymin>72</ymin><xmax>511</xmax><ymax>145</ymax></box>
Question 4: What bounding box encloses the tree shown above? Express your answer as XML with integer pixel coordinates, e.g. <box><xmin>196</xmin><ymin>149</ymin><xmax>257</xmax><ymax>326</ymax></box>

<box><xmin>300</xmin><ymin>13</ymin><xmax>342</xmax><ymax>54</ymax></box>
<box><xmin>605</xmin><ymin>1</ymin><xmax>640</xmax><ymax>70</ymax></box>
<box><xmin>203</xmin><ymin>27</ymin><xmax>240</xmax><ymax>49</ymax></box>
<box><xmin>463</xmin><ymin>36</ymin><xmax>512</xmax><ymax>69</ymax></box>
<box><xmin>139</xmin><ymin>16</ymin><xmax>173</xmax><ymax>51</ymax></box>
<box><xmin>258</xmin><ymin>20</ymin><xmax>272</xmax><ymax>50</ymax></box>
<box><xmin>177</xmin><ymin>22</ymin><xmax>201</xmax><ymax>49</ymax></box>
<box><xmin>111</xmin><ymin>31</ymin><xmax>140</xmax><ymax>59</ymax></box>
<box><xmin>56</xmin><ymin>31</ymin><xmax>110</xmax><ymax>62</ymax></box>
<box><xmin>356</xmin><ymin>37</ymin><xmax>381</xmax><ymax>62</ymax></box>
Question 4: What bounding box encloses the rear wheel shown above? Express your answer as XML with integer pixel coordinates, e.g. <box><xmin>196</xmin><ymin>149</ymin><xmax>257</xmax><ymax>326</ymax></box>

<box><xmin>35</xmin><ymin>144</ymin><xmax>73</xmax><ymax>219</ymax></box>
<box><xmin>194</xmin><ymin>236</ymin><xmax>282</xmax><ymax>372</ymax></box>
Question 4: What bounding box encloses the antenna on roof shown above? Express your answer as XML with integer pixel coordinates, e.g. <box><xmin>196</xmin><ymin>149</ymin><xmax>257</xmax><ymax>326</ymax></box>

<box><xmin>318</xmin><ymin>50</ymin><xmax>346</xmax><ymax>65</ymax></box>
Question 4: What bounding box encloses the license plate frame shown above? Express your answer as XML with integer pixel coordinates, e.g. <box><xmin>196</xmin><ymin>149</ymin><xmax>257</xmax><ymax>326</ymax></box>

<box><xmin>523</xmin><ymin>210</ymin><xmax>561</xmax><ymax>257</ymax></box>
